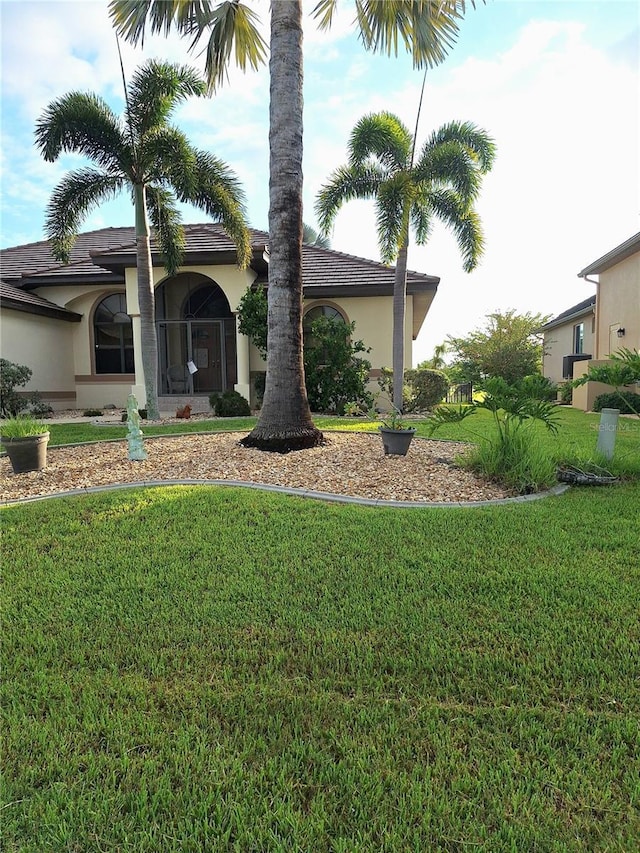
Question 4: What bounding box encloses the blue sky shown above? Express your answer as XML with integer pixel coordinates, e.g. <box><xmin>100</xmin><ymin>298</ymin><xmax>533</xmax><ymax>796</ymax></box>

<box><xmin>1</xmin><ymin>0</ymin><xmax>638</xmax><ymax>363</ymax></box>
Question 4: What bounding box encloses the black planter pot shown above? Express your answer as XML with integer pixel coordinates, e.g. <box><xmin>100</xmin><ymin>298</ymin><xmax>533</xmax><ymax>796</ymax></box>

<box><xmin>379</xmin><ymin>427</ymin><xmax>416</xmax><ymax>456</ymax></box>
<box><xmin>1</xmin><ymin>432</ymin><xmax>50</xmax><ymax>473</ymax></box>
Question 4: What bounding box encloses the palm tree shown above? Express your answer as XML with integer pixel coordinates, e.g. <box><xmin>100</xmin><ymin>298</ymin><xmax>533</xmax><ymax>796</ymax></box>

<box><xmin>34</xmin><ymin>59</ymin><xmax>250</xmax><ymax>420</ymax></box>
<box><xmin>110</xmin><ymin>0</ymin><xmax>482</xmax><ymax>448</ymax></box>
<box><xmin>316</xmin><ymin>112</ymin><xmax>495</xmax><ymax>410</ymax></box>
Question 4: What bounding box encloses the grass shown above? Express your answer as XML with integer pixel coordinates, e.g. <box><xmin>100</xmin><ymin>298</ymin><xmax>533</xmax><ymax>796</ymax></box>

<box><xmin>2</xmin><ymin>477</ymin><xmax>639</xmax><ymax>851</ymax></box>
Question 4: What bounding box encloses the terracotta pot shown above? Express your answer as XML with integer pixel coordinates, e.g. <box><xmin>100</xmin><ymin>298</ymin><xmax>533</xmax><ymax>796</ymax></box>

<box><xmin>1</xmin><ymin>432</ymin><xmax>50</xmax><ymax>473</ymax></box>
<box><xmin>379</xmin><ymin>427</ymin><xmax>416</xmax><ymax>457</ymax></box>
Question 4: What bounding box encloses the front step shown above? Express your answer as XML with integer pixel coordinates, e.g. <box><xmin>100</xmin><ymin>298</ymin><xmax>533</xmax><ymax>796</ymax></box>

<box><xmin>157</xmin><ymin>395</ymin><xmax>212</xmax><ymax>416</ymax></box>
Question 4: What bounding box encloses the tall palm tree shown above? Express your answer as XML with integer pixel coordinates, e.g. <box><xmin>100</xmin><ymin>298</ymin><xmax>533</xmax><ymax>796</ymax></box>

<box><xmin>316</xmin><ymin>112</ymin><xmax>495</xmax><ymax>410</ymax></box>
<box><xmin>110</xmin><ymin>0</ymin><xmax>482</xmax><ymax>448</ymax></box>
<box><xmin>34</xmin><ymin>59</ymin><xmax>250</xmax><ymax>420</ymax></box>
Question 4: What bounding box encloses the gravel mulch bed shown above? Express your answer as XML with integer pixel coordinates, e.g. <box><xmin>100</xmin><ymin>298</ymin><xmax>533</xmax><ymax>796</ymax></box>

<box><xmin>0</xmin><ymin>431</ymin><xmax>516</xmax><ymax>505</ymax></box>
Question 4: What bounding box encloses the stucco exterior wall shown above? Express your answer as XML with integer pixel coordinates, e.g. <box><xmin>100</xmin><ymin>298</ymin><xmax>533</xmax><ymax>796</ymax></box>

<box><xmin>1</xmin><ymin>309</ymin><xmax>77</xmax><ymax>409</ymax></box>
<box><xmin>542</xmin><ymin>310</ymin><xmax>595</xmax><ymax>385</ymax></box>
<box><xmin>572</xmin><ymin>359</ymin><xmax>638</xmax><ymax>411</ymax></box>
<box><xmin>595</xmin><ymin>253</ymin><xmax>640</xmax><ymax>358</ymax></box>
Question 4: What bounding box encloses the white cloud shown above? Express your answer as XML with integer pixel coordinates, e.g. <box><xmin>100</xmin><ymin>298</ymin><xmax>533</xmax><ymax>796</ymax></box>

<box><xmin>306</xmin><ymin>17</ymin><xmax>639</xmax><ymax>363</ymax></box>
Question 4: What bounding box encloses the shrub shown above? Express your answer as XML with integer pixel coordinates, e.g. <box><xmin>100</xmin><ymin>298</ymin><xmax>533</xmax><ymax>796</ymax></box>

<box><xmin>559</xmin><ymin>382</ymin><xmax>573</xmax><ymax>405</ymax></box>
<box><xmin>519</xmin><ymin>374</ymin><xmax>558</xmax><ymax>402</ymax></box>
<box><xmin>210</xmin><ymin>390</ymin><xmax>251</xmax><ymax>417</ymax></box>
<box><xmin>304</xmin><ymin>317</ymin><xmax>372</xmax><ymax>415</ymax></box>
<box><xmin>83</xmin><ymin>409</ymin><xmax>104</xmax><ymax>417</ymax></box>
<box><xmin>404</xmin><ymin>369</ymin><xmax>449</xmax><ymax>412</ymax></box>
<box><xmin>593</xmin><ymin>391</ymin><xmax>640</xmax><ymax>416</ymax></box>
<box><xmin>0</xmin><ymin>359</ymin><xmax>32</xmax><ymax>417</ymax></box>
<box><xmin>28</xmin><ymin>398</ymin><xmax>53</xmax><ymax>418</ymax></box>
<box><xmin>121</xmin><ymin>409</ymin><xmax>147</xmax><ymax>422</ymax></box>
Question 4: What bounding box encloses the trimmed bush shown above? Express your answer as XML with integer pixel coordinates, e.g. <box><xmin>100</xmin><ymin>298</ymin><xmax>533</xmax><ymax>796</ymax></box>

<box><xmin>1</xmin><ymin>359</ymin><xmax>32</xmax><ymax>417</ymax></box>
<box><xmin>404</xmin><ymin>369</ymin><xmax>449</xmax><ymax>412</ymax></box>
<box><xmin>210</xmin><ymin>390</ymin><xmax>251</xmax><ymax>417</ymax></box>
<box><xmin>593</xmin><ymin>391</ymin><xmax>640</xmax><ymax>416</ymax></box>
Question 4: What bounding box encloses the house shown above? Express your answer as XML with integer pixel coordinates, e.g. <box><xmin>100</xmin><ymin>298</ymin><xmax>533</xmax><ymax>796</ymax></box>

<box><xmin>0</xmin><ymin>223</ymin><xmax>439</xmax><ymax>412</ymax></box>
<box><xmin>540</xmin><ymin>294</ymin><xmax>596</xmax><ymax>385</ymax></box>
<box><xmin>541</xmin><ymin>232</ymin><xmax>639</xmax><ymax>410</ymax></box>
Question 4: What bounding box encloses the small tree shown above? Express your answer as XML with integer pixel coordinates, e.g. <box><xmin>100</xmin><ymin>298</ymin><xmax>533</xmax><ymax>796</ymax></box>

<box><xmin>426</xmin><ymin>376</ymin><xmax>561</xmax><ymax>493</ymax></box>
<box><xmin>446</xmin><ymin>309</ymin><xmax>550</xmax><ymax>385</ymax></box>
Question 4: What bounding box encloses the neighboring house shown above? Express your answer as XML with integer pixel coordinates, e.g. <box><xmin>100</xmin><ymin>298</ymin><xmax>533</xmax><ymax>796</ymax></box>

<box><xmin>573</xmin><ymin>231</ymin><xmax>640</xmax><ymax>411</ymax></box>
<box><xmin>0</xmin><ymin>223</ymin><xmax>439</xmax><ymax>412</ymax></box>
<box><xmin>542</xmin><ymin>232</ymin><xmax>639</xmax><ymax>410</ymax></box>
<box><xmin>540</xmin><ymin>294</ymin><xmax>596</xmax><ymax>385</ymax></box>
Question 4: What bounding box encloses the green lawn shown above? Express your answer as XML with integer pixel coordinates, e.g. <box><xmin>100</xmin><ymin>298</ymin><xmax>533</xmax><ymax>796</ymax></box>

<box><xmin>2</xmin><ymin>408</ymin><xmax>639</xmax><ymax>850</ymax></box>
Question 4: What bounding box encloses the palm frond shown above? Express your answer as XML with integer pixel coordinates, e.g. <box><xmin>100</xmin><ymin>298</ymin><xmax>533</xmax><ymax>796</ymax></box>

<box><xmin>126</xmin><ymin>60</ymin><xmax>206</xmax><ymax>137</ymax></box>
<box><xmin>110</xmin><ymin>1</ymin><xmax>267</xmax><ymax>90</ymax></box>
<box><xmin>349</xmin><ymin>112</ymin><xmax>412</xmax><ymax>172</ymax></box>
<box><xmin>417</xmin><ymin>140</ymin><xmax>481</xmax><ymax>203</ymax></box>
<box><xmin>310</xmin><ymin>0</ymin><xmax>337</xmax><ymax>31</ymax></box>
<box><xmin>375</xmin><ymin>174</ymin><xmax>409</xmax><ymax>263</ymax></box>
<box><xmin>138</xmin><ymin>127</ymin><xmax>199</xmax><ymax>189</ymax></box>
<box><xmin>315</xmin><ymin>163</ymin><xmax>385</xmax><ymax>235</ymax></box>
<box><xmin>429</xmin><ymin>189</ymin><xmax>484</xmax><ymax>272</ymax></box>
<box><xmin>409</xmin><ymin>194</ymin><xmax>433</xmax><ymax>245</ymax></box>
<box><xmin>34</xmin><ymin>93</ymin><xmax>127</xmax><ymax>172</ymax></box>
<box><xmin>109</xmin><ymin>1</ymin><xmax>213</xmax><ymax>45</ymax></box>
<box><xmin>423</xmin><ymin>120</ymin><xmax>496</xmax><ymax>172</ymax></box>
<box><xmin>302</xmin><ymin>223</ymin><xmax>331</xmax><ymax>248</ymax></box>
<box><xmin>146</xmin><ymin>185</ymin><xmax>186</xmax><ymax>276</ymax></box>
<box><xmin>353</xmin><ymin>0</ymin><xmax>467</xmax><ymax>70</ymax></box>
<box><xmin>45</xmin><ymin>170</ymin><xmax>124</xmax><ymax>262</ymax></box>
<box><xmin>182</xmin><ymin>150</ymin><xmax>251</xmax><ymax>267</ymax></box>
<box><xmin>201</xmin><ymin>1</ymin><xmax>268</xmax><ymax>91</ymax></box>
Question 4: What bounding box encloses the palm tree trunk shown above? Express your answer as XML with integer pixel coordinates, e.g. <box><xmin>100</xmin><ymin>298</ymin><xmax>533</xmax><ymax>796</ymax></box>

<box><xmin>241</xmin><ymin>0</ymin><xmax>322</xmax><ymax>451</ymax></box>
<box><xmin>134</xmin><ymin>184</ymin><xmax>160</xmax><ymax>421</ymax></box>
<box><xmin>392</xmin><ymin>234</ymin><xmax>410</xmax><ymax>412</ymax></box>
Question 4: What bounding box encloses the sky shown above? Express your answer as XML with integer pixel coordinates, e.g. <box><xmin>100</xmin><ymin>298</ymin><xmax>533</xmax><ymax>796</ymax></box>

<box><xmin>1</xmin><ymin>0</ymin><xmax>638</xmax><ymax>365</ymax></box>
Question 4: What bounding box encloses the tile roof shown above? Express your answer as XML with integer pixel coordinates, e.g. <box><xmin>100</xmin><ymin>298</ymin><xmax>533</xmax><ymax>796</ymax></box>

<box><xmin>1</xmin><ymin>222</ymin><xmax>438</xmax><ymax>294</ymax></box>
<box><xmin>0</xmin><ymin>227</ymin><xmax>136</xmax><ymax>284</ymax></box>
<box><xmin>1</xmin><ymin>223</ymin><xmax>439</xmax><ymax>334</ymax></box>
<box><xmin>0</xmin><ymin>281</ymin><xmax>81</xmax><ymax>321</ymax></box>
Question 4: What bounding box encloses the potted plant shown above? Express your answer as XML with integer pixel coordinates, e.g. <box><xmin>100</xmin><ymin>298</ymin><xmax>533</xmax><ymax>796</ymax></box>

<box><xmin>379</xmin><ymin>407</ymin><xmax>416</xmax><ymax>456</ymax></box>
<box><xmin>1</xmin><ymin>415</ymin><xmax>50</xmax><ymax>473</ymax></box>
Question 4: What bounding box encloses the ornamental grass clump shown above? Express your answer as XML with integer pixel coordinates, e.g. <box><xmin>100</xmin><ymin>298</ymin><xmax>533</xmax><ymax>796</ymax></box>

<box><xmin>427</xmin><ymin>377</ymin><xmax>560</xmax><ymax>493</ymax></box>
<box><xmin>1</xmin><ymin>414</ymin><xmax>49</xmax><ymax>438</ymax></box>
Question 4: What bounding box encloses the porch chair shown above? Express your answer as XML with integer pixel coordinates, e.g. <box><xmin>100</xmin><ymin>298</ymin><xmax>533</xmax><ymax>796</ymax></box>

<box><xmin>167</xmin><ymin>364</ymin><xmax>192</xmax><ymax>394</ymax></box>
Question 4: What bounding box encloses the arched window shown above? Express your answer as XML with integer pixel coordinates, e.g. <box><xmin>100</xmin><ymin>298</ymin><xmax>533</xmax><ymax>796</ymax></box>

<box><xmin>94</xmin><ymin>294</ymin><xmax>134</xmax><ymax>374</ymax></box>
<box><xmin>303</xmin><ymin>304</ymin><xmax>348</xmax><ymax>361</ymax></box>
<box><xmin>303</xmin><ymin>304</ymin><xmax>345</xmax><ymax>329</ymax></box>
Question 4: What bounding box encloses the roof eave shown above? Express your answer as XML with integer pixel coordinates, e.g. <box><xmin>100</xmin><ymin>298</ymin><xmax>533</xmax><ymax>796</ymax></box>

<box><xmin>2</xmin><ymin>298</ymin><xmax>82</xmax><ymax>322</ymax></box>
<box><xmin>578</xmin><ymin>232</ymin><xmax>640</xmax><ymax>276</ymax></box>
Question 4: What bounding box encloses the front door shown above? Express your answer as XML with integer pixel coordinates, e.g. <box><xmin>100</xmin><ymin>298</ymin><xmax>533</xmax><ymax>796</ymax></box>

<box><xmin>158</xmin><ymin>320</ymin><xmax>226</xmax><ymax>395</ymax></box>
